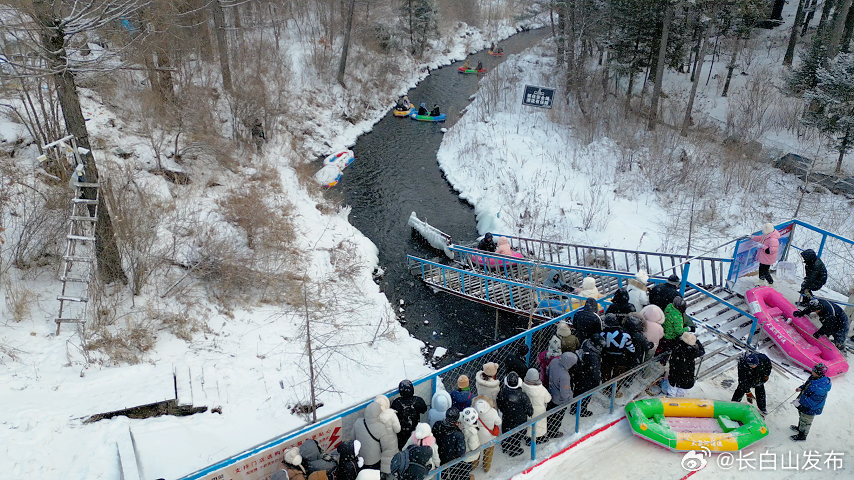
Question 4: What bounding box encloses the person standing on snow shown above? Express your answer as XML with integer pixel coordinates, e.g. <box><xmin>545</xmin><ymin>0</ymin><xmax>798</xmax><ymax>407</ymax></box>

<box><xmin>659</xmin><ymin>296</ymin><xmax>689</xmax><ymax>358</ymax></box>
<box><xmin>403</xmin><ymin>423</ymin><xmax>441</xmax><ymax>472</ymax></box>
<box><xmin>649</xmin><ymin>274</ymin><xmax>681</xmax><ymax>312</ymax></box>
<box><xmin>503</xmin><ymin>343</ymin><xmax>530</xmax><ymax>379</ymax></box>
<box><xmin>353</xmin><ymin>398</ymin><xmax>396</xmax><ymax>474</ymax></box>
<box><xmin>641</xmin><ymin>305</ymin><xmax>666</xmax><ymax>362</ymax></box>
<box><xmin>459</xmin><ymin>408</ymin><xmax>481</xmax><ymax>478</ymax></box>
<box><xmin>627</xmin><ymin>270</ymin><xmax>650</xmax><ymax>313</ymax></box>
<box><xmin>473</xmin><ymin>399</ymin><xmax>501</xmax><ymax>473</ymax></box>
<box><xmin>791</xmin><ymin>363</ymin><xmax>831</xmax><ymax>441</ymax></box>
<box><xmin>573</xmin><ymin>297</ymin><xmax>603</xmax><ymax>344</ymax></box>
<box><xmin>605</xmin><ymin>287</ymin><xmax>636</xmax><ymax>322</ymax></box>
<box><xmin>624</xmin><ymin>312</ymin><xmax>653</xmax><ymax>368</ymax></box>
<box><xmin>427</xmin><ymin>388</ymin><xmax>453</xmax><ymax>427</ymax></box>
<box><xmin>546</xmin><ymin>352</ymin><xmax>578</xmax><ymax>439</ymax></box>
<box><xmin>520</xmin><ymin>368</ymin><xmax>552</xmax><ymax>444</ymax></box>
<box><xmin>250</xmin><ymin>118</ymin><xmax>265</xmax><ymax>153</ymax></box>
<box><xmin>555</xmin><ymin>320</ymin><xmax>580</xmax><ymax>353</ymax></box>
<box><xmin>793</xmin><ymin>298</ymin><xmax>850</xmax><ymax>352</ymax></box>
<box><xmin>333</xmin><ymin>440</ymin><xmax>362</xmax><ymax>480</ymax></box>
<box><xmin>599</xmin><ymin>313</ymin><xmax>636</xmax><ymax>384</ymax></box>
<box><xmin>432</xmin><ymin>407</ymin><xmax>466</xmax><ymax>468</ymax></box>
<box><xmin>570</xmin><ymin>337</ymin><xmax>604</xmax><ymax>417</ymax></box>
<box><xmin>450</xmin><ymin>375</ymin><xmax>475</xmax><ymax>411</ymax></box>
<box><xmin>799</xmin><ymin>249</ymin><xmax>828</xmax><ymax>303</ymax></box>
<box><xmin>475</xmin><ymin>362</ymin><xmax>501</xmax><ymax>407</ymax></box>
<box><xmin>496</xmin><ymin>372</ymin><xmax>533</xmax><ymax>456</ymax></box>
<box><xmin>731</xmin><ymin>352</ymin><xmax>772</xmax><ymax>416</ymax></box>
<box><xmin>751</xmin><ymin>223</ymin><xmax>780</xmax><ymax>285</ymax></box>
<box><xmin>664</xmin><ymin>332</ymin><xmax>704</xmax><ymax>397</ymax></box>
<box><xmin>536</xmin><ymin>335</ymin><xmax>562</xmax><ymax>386</ymax></box>
<box><xmin>392</xmin><ymin>380</ymin><xmax>429</xmax><ymax>450</ymax></box>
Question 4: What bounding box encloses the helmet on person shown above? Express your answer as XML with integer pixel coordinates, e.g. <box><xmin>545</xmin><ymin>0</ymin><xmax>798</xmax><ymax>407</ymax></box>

<box><xmin>398</xmin><ymin>379</ymin><xmax>414</xmax><ymax>398</ymax></box>
<box><xmin>745</xmin><ymin>353</ymin><xmax>760</xmax><ymax>366</ymax></box>
<box><xmin>672</xmin><ymin>296</ymin><xmax>687</xmax><ymax>313</ymax></box>
<box><xmin>813</xmin><ymin>363</ymin><xmax>827</xmax><ymax>376</ymax></box>
<box><xmin>461</xmin><ymin>407</ymin><xmax>478</xmax><ymax>426</ymax></box>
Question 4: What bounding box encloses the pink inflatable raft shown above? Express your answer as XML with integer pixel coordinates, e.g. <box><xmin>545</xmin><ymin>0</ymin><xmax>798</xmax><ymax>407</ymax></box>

<box><xmin>470</xmin><ymin>251</ymin><xmax>524</xmax><ymax>268</ymax></box>
<box><xmin>746</xmin><ymin>286</ymin><xmax>848</xmax><ymax>377</ymax></box>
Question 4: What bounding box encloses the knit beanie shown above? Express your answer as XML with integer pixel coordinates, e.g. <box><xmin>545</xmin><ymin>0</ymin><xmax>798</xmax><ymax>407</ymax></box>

<box><xmin>457</xmin><ymin>375</ymin><xmax>470</xmax><ymax>389</ymax></box>
<box><xmin>524</xmin><ymin>368</ymin><xmax>541</xmax><ymax>385</ymax></box>
<box><xmin>635</xmin><ymin>270</ymin><xmax>649</xmax><ymax>284</ymax></box>
<box><xmin>483</xmin><ymin>362</ymin><xmax>499</xmax><ymax>377</ymax></box>
<box><xmin>681</xmin><ymin>332</ymin><xmax>697</xmax><ymax>346</ymax></box>
<box><xmin>762</xmin><ymin>223</ymin><xmax>774</xmax><ymax>235</ymax></box>
<box><xmin>556</xmin><ymin>321</ymin><xmax>572</xmax><ymax>338</ymax></box>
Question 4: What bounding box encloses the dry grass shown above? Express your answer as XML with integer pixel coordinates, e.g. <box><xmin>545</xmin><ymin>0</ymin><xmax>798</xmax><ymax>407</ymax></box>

<box><xmin>3</xmin><ymin>278</ymin><xmax>38</xmax><ymax>322</ymax></box>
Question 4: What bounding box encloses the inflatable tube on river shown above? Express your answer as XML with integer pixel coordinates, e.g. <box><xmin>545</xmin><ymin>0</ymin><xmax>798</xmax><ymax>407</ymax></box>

<box><xmin>314</xmin><ymin>164</ymin><xmax>343</xmax><ymax>187</ymax></box>
<box><xmin>394</xmin><ymin>104</ymin><xmax>414</xmax><ymax>117</ymax></box>
<box><xmin>488</xmin><ymin>50</ymin><xmax>503</xmax><ymax>56</ymax></box>
<box><xmin>469</xmin><ymin>250</ymin><xmax>524</xmax><ymax>267</ymax></box>
<box><xmin>458</xmin><ymin>67</ymin><xmax>487</xmax><ymax>74</ymax></box>
<box><xmin>323</xmin><ymin>149</ymin><xmax>355</xmax><ymax>171</ymax></box>
<box><xmin>410</xmin><ymin>112</ymin><xmax>446</xmax><ymax>122</ymax></box>
<box><xmin>746</xmin><ymin>286</ymin><xmax>848</xmax><ymax>377</ymax></box>
<box><xmin>626</xmin><ymin>398</ymin><xmax>768</xmax><ymax>452</ymax></box>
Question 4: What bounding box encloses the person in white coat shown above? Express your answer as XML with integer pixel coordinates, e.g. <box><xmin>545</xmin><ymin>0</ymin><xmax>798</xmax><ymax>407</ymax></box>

<box><xmin>627</xmin><ymin>270</ymin><xmax>650</xmax><ymax>313</ymax></box>
<box><xmin>353</xmin><ymin>397</ymin><xmax>399</xmax><ymax>474</ymax></box>
<box><xmin>461</xmin><ymin>407</ymin><xmax>481</xmax><ymax>465</ymax></box>
<box><xmin>403</xmin><ymin>422</ymin><xmax>441</xmax><ymax>470</ymax></box>
<box><xmin>641</xmin><ymin>304</ymin><xmax>666</xmax><ymax>362</ymax></box>
<box><xmin>373</xmin><ymin>395</ymin><xmax>402</xmax><ymax>437</ymax></box>
<box><xmin>520</xmin><ymin>368</ymin><xmax>552</xmax><ymax>444</ymax></box>
<box><xmin>475</xmin><ymin>362</ymin><xmax>500</xmax><ymax>406</ymax></box>
<box><xmin>473</xmin><ymin>399</ymin><xmax>501</xmax><ymax>473</ymax></box>
<box><xmin>575</xmin><ymin>276</ymin><xmax>601</xmax><ymax>299</ymax></box>
<box><xmin>428</xmin><ymin>388</ymin><xmax>453</xmax><ymax>426</ymax></box>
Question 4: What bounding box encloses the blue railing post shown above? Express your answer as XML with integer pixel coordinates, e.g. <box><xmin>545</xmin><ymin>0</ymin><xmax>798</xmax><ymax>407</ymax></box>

<box><xmin>609</xmin><ymin>383</ymin><xmax>616</xmax><ymax>414</ymax></box>
<box><xmin>817</xmin><ymin>234</ymin><xmax>828</xmax><ymax>258</ymax></box>
<box><xmin>575</xmin><ymin>401</ymin><xmax>581</xmax><ymax>432</ymax></box>
<box><xmin>680</xmin><ymin>262</ymin><xmax>691</xmax><ymax>296</ymax></box>
<box><xmin>746</xmin><ymin>315</ymin><xmax>759</xmax><ymax>346</ymax></box>
<box><xmin>525</xmin><ymin>333</ymin><xmax>532</xmax><ymax>365</ymax></box>
<box><xmin>530</xmin><ymin>432</ymin><xmax>536</xmax><ymax>460</ymax></box>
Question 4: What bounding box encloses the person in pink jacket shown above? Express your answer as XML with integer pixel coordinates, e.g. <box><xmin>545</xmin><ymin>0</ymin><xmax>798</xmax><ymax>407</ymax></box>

<box><xmin>751</xmin><ymin>223</ymin><xmax>780</xmax><ymax>285</ymax></box>
<box><xmin>495</xmin><ymin>236</ymin><xmax>514</xmax><ymax>256</ymax></box>
<box><xmin>641</xmin><ymin>304</ymin><xmax>665</xmax><ymax>362</ymax></box>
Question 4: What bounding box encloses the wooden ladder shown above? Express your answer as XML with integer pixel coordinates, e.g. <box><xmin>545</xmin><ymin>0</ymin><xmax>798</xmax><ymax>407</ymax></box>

<box><xmin>47</xmin><ymin>136</ymin><xmax>99</xmax><ymax>334</ymax></box>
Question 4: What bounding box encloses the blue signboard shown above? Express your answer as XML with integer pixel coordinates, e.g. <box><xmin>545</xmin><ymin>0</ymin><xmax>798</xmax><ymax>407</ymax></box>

<box><xmin>522</xmin><ymin>85</ymin><xmax>555</xmax><ymax>109</ymax></box>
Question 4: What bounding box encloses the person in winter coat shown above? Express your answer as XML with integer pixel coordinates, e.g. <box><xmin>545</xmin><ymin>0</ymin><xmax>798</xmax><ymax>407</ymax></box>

<box><xmin>432</xmin><ymin>407</ymin><xmax>466</xmax><ymax>466</ymax></box>
<box><xmin>475</xmin><ymin>362</ymin><xmax>501</xmax><ymax>407</ymax></box>
<box><xmin>641</xmin><ymin>305</ymin><xmax>666</xmax><ymax>361</ymax></box>
<box><xmin>546</xmin><ymin>352</ymin><xmax>578</xmax><ymax>438</ymax></box>
<box><xmin>333</xmin><ymin>440</ymin><xmax>362</xmax><ymax>480</ymax></box>
<box><xmin>473</xmin><ymin>399</ymin><xmax>501</xmax><ymax>472</ymax></box>
<box><xmin>627</xmin><ymin>270</ymin><xmax>650</xmax><ymax>313</ymax></box>
<box><xmin>477</xmin><ymin>233</ymin><xmax>497</xmax><ymax>252</ymax></box>
<box><xmin>476</xmin><ymin>61</ymin><xmax>483</xmax><ymax>71</ymax></box>
<box><xmin>793</xmin><ymin>298</ymin><xmax>850</xmax><ymax>351</ymax></box>
<box><xmin>660</xmin><ymin>296</ymin><xmax>689</xmax><ymax>357</ymax></box>
<box><xmin>605</xmin><ymin>288</ymin><xmax>636</xmax><ymax>322</ymax></box>
<box><xmin>520</xmin><ymin>368</ymin><xmax>552</xmax><ymax>443</ymax></box>
<box><xmin>537</xmin><ymin>335</ymin><xmax>562</xmax><ymax>386</ymax></box>
<box><xmin>399</xmin><ymin>442</ymin><xmax>434</xmax><ymax>480</ymax></box>
<box><xmin>573</xmin><ymin>297</ymin><xmax>603</xmax><ymax>343</ymax></box>
<box><xmin>280</xmin><ymin>447</ymin><xmax>307</xmax><ymax>480</ymax></box>
<box><xmin>450</xmin><ymin>375</ymin><xmax>475</xmax><ymax>411</ymax></box>
<box><xmin>460</xmin><ymin>407</ymin><xmax>481</xmax><ymax>472</ymax></box>
<box><xmin>495</xmin><ymin>236</ymin><xmax>514</xmax><ymax>256</ymax></box>
<box><xmin>731</xmin><ymin>352</ymin><xmax>772</xmax><ymax>415</ymax></box>
<box><xmin>752</xmin><ymin>223</ymin><xmax>780</xmax><ymax>285</ymax></box>
<box><xmin>624</xmin><ymin>313</ymin><xmax>654</xmax><ymax>367</ymax></box>
<box><xmin>418</xmin><ymin>102</ymin><xmax>429</xmax><ymax>116</ymax></box>
<box><xmin>355</xmin><ymin>470</ymin><xmax>380</xmax><ymax>480</ymax></box>
<box><xmin>392</xmin><ymin>380</ymin><xmax>429</xmax><ymax>449</ymax></box>
<box><xmin>374</xmin><ymin>395</ymin><xmax>402</xmax><ymax>437</ymax></box>
<box><xmin>543</xmin><ymin>269</ymin><xmax>572</xmax><ymax>292</ymax></box>
<box><xmin>555</xmin><ymin>321</ymin><xmax>580</xmax><ymax>352</ymax></box>
<box><xmin>496</xmin><ymin>372</ymin><xmax>533</xmax><ymax>456</ymax></box>
<box><xmin>665</xmin><ymin>332</ymin><xmax>704</xmax><ymax>397</ymax></box>
<box><xmin>353</xmin><ymin>398</ymin><xmax>397</xmax><ymax>473</ymax></box>
<box><xmin>575</xmin><ymin>276</ymin><xmax>601</xmax><ymax>299</ymax></box>
<box><xmin>571</xmin><ymin>337</ymin><xmax>605</xmax><ymax>417</ymax></box>
<box><xmin>791</xmin><ymin>363</ymin><xmax>831</xmax><ymax>441</ymax></box>
<box><xmin>427</xmin><ymin>388</ymin><xmax>453</xmax><ymax>427</ymax></box>
<box><xmin>430</xmin><ymin>104</ymin><xmax>440</xmax><ymax>117</ymax></box>
<box><xmin>799</xmin><ymin>249</ymin><xmax>828</xmax><ymax>302</ymax></box>
<box><xmin>600</xmin><ymin>313</ymin><xmax>636</xmax><ymax>384</ymax></box>
<box><xmin>462</xmin><ymin>59</ymin><xmax>471</xmax><ymax>70</ymax></box>
<box><xmin>503</xmin><ymin>343</ymin><xmax>530</xmax><ymax>379</ymax></box>
<box><xmin>649</xmin><ymin>274</ymin><xmax>681</xmax><ymax>312</ymax></box>
<box><xmin>300</xmin><ymin>439</ymin><xmax>339</xmax><ymax>479</ymax></box>
<box><xmin>403</xmin><ymin>423</ymin><xmax>441</xmax><ymax>470</ymax></box>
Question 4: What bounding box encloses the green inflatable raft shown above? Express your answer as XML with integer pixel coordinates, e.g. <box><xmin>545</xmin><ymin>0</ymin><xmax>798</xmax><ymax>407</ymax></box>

<box><xmin>625</xmin><ymin>398</ymin><xmax>769</xmax><ymax>452</ymax></box>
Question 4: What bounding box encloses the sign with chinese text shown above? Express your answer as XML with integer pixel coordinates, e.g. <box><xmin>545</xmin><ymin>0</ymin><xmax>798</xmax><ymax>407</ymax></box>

<box><xmin>522</xmin><ymin>85</ymin><xmax>555</xmax><ymax>109</ymax></box>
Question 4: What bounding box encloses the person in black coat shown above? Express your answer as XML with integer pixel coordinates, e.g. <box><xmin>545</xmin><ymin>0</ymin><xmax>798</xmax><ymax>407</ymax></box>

<box><xmin>573</xmin><ymin>297</ymin><xmax>602</xmax><ymax>344</ymax></box>
<box><xmin>799</xmin><ymin>249</ymin><xmax>828</xmax><ymax>301</ymax></box>
<box><xmin>333</xmin><ymin>440</ymin><xmax>360</xmax><ymax>480</ymax></box>
<box><xmin>600</xmin><ymin>313</ymin><xmax>636</xmax><ymax>383</ymax></box>
<box><xmin>496</xmin><ymin>372</ymin><xmax>533</xmax><ymax>457</ymax></box>
<box><xmin>666</xmin><ymin>332</ymin><xmax>705</xmax><ymax>396</ymax></box>
<box><xmin>605</xmin><ymin>288</ymin><xmax>636</xmax><ymax>322</ymax></box>
<box><xmin>623</xmin><ymin>313</ymin><xmax>654</xmax><ymax>367</ymax></box>
<box><xmin>649</xmin><ymin>274</ymin><xmax>681</xmax><ymax>312</ymax></box>
<box><xmin>794</xmin><ymin>298</ymin><xmax>850</xmax><ymax>351</ymax></box>
<box><xmin>402</xmin><ymin>444</ymin><xmax>434</xmax><ymax>480</ymax></box>
<box><xmin>430</xmin><ymin>104</ymin><xmax>440</xmax><ymax>116</ymax></box>
<box><xmin>570</xmin><ymin>336</ymin><xmax>605</xmax><ymax>417</ymax></box>
<box><xmin>392</xmin><ymin>379</ymin><xmax>429</xmax><ymax>449</ymax></box>
<box><xmin>504</xmin><ymin>343</ymin><xmax>530</xmax><ymax>379</ymax></box>
<box><xmin>731</xmin><ymin>352</ymin><xmax>772</xmax><ymax>415</ymax></box>
<box><xmin>477</xmin><ymin>233</ymin><xmax>497</xmax><ymax>252</ymax></box>
<box><xmin>432</xmin><ymin>408</ymin><xmax>465</xmax><ymax>465</ymax></box>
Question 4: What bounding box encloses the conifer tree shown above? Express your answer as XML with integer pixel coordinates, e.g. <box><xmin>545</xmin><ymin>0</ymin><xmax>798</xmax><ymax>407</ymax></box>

<box><xmin>801</xmin><ymin>52</ymin><xmax>854</xmax><ymax>173</ymax></box>
<box><xmin>401</xmin><ymin>0</ymin><xmax>439</xmax><ymax>54</ymax></box>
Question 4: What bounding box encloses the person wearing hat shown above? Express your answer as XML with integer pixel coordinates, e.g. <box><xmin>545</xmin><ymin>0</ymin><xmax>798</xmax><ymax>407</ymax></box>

<box><xmin>475</xmin><ymin>363</ymin><xmax>501</xmax><ymax>406</ymax></box>
<box><xmin>573</xmin><ymin>297</ymin><xmax>603</xmax><ymax>344</ymax></box>
<box><xmin>450</xmin><ymin>375</ymin><xmax>475</xmax><ymax>411</ymax></box>
<box><xmin>333</xmin><ymin>440</ymin><xmax>363</xmax><ymax>480</ymax></box>
<box><xmin>794</xmin><ymin>298</ymin><xmax>850</xmax><ymax>352</ymax></box>
<box><xmin>459</xmin><ymin>407</ymin><xmax>481</xmax><ymax>475</ymax></box>
<box><xmin>520</xmin><ymin>367</ymin><xmax>552</xmax><ymax>444</ymax></box>
<box><xmin>546</xmin><ymin>352</ymin><xmax>578</xmax><ymax>438</ymax></box>
<box><xmin>473</xmin><ymin>399</ymin><xmax>501</xmax><ymax>472</ymax></box>
<box><xmin>627</xmin><ymin>270</ymin><xmax>650</xmax><ymax>313</ymax></box>
<box><xmin>555</xmin><ymin>320</ymin><xmax>580</xmax><ymax>353</ymax></box>
<box><xmin>732</xmin><ymin>352</ymin><xmax>772</xmax><ymax>415</ymax></box>
<box><xmin>477</xmin><ymin>233</ymin><xmax>497</xmax><ymax>252</ymax></box>
<box><xmin>503</xmin><ymin>343</ymin><xmax>530</xmax><ymax>379</ymax></box>
<box><xmin>543</xmin><ymin>269</ymin><xmax>572</xmax><ymax>292</ymax></box>
<box><xmin>496</xmin><ymin>372</ymin><xmax>533</xmax><ymax>456</ymax></box>
<box><xmin>432</xmin><ymin>407</ymin><xmax>466</xmax><ymax>466</ymax></box>
<box><xmin>649</xmin><ymin>273</ymin><xmax>681</xmax><ymax>312</ymax></box>
<box><xmin>392</xmin><ymin>380</ymin><xmax>429</xmax><ymax>450</ymax></box>
<box><xmin>659</xmin><ymin>296</ymin><xmax>689</xmax><ymax>359</ymax></box>
<box><xmin>751</xmin><ymin>224</ymin><xmax>780</xmax><ymax>285</ymax></box>
<box><xmin>275</xmin><ymin>447</ymin><xmax>306</xmax><ymax>480</ymax></box>
<box><xmin>791</xmin><ymin>363</ymin><xmax>832</xmax><ymax>441</ymax></box>
<box><xmin>799</xmin><ymin>249</ymin><xmax>827</xmax><ymax>304</ymax></box>
<box><xmin>605</xmin><ymin>287</ymin><xmax>636</xmax><ymax>322</ymax></box>
<box><xmin>663</xmin><ymin>332</ymin><xmax>704</xmax><ymax>397</ymax></box>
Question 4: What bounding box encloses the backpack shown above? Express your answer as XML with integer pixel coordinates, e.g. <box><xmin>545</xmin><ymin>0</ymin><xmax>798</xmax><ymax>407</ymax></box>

<box><xmin>390</xmin><ymin>445</ymin><xmax>429</xmax><ymax>480</ymax></box>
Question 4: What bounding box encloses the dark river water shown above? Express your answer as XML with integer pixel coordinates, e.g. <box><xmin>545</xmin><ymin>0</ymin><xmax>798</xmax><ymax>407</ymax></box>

<box><xmin>330</xmin><ymin>29</ymin><xmax>549</xmax><ymax>360</ymax></box>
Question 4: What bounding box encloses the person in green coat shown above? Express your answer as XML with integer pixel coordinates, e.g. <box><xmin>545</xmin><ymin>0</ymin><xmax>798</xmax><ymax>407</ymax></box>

<box><xmin>658</xmin><ymin>296</ymin><xmax>688</xmax><ymax>359</ymax></box>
